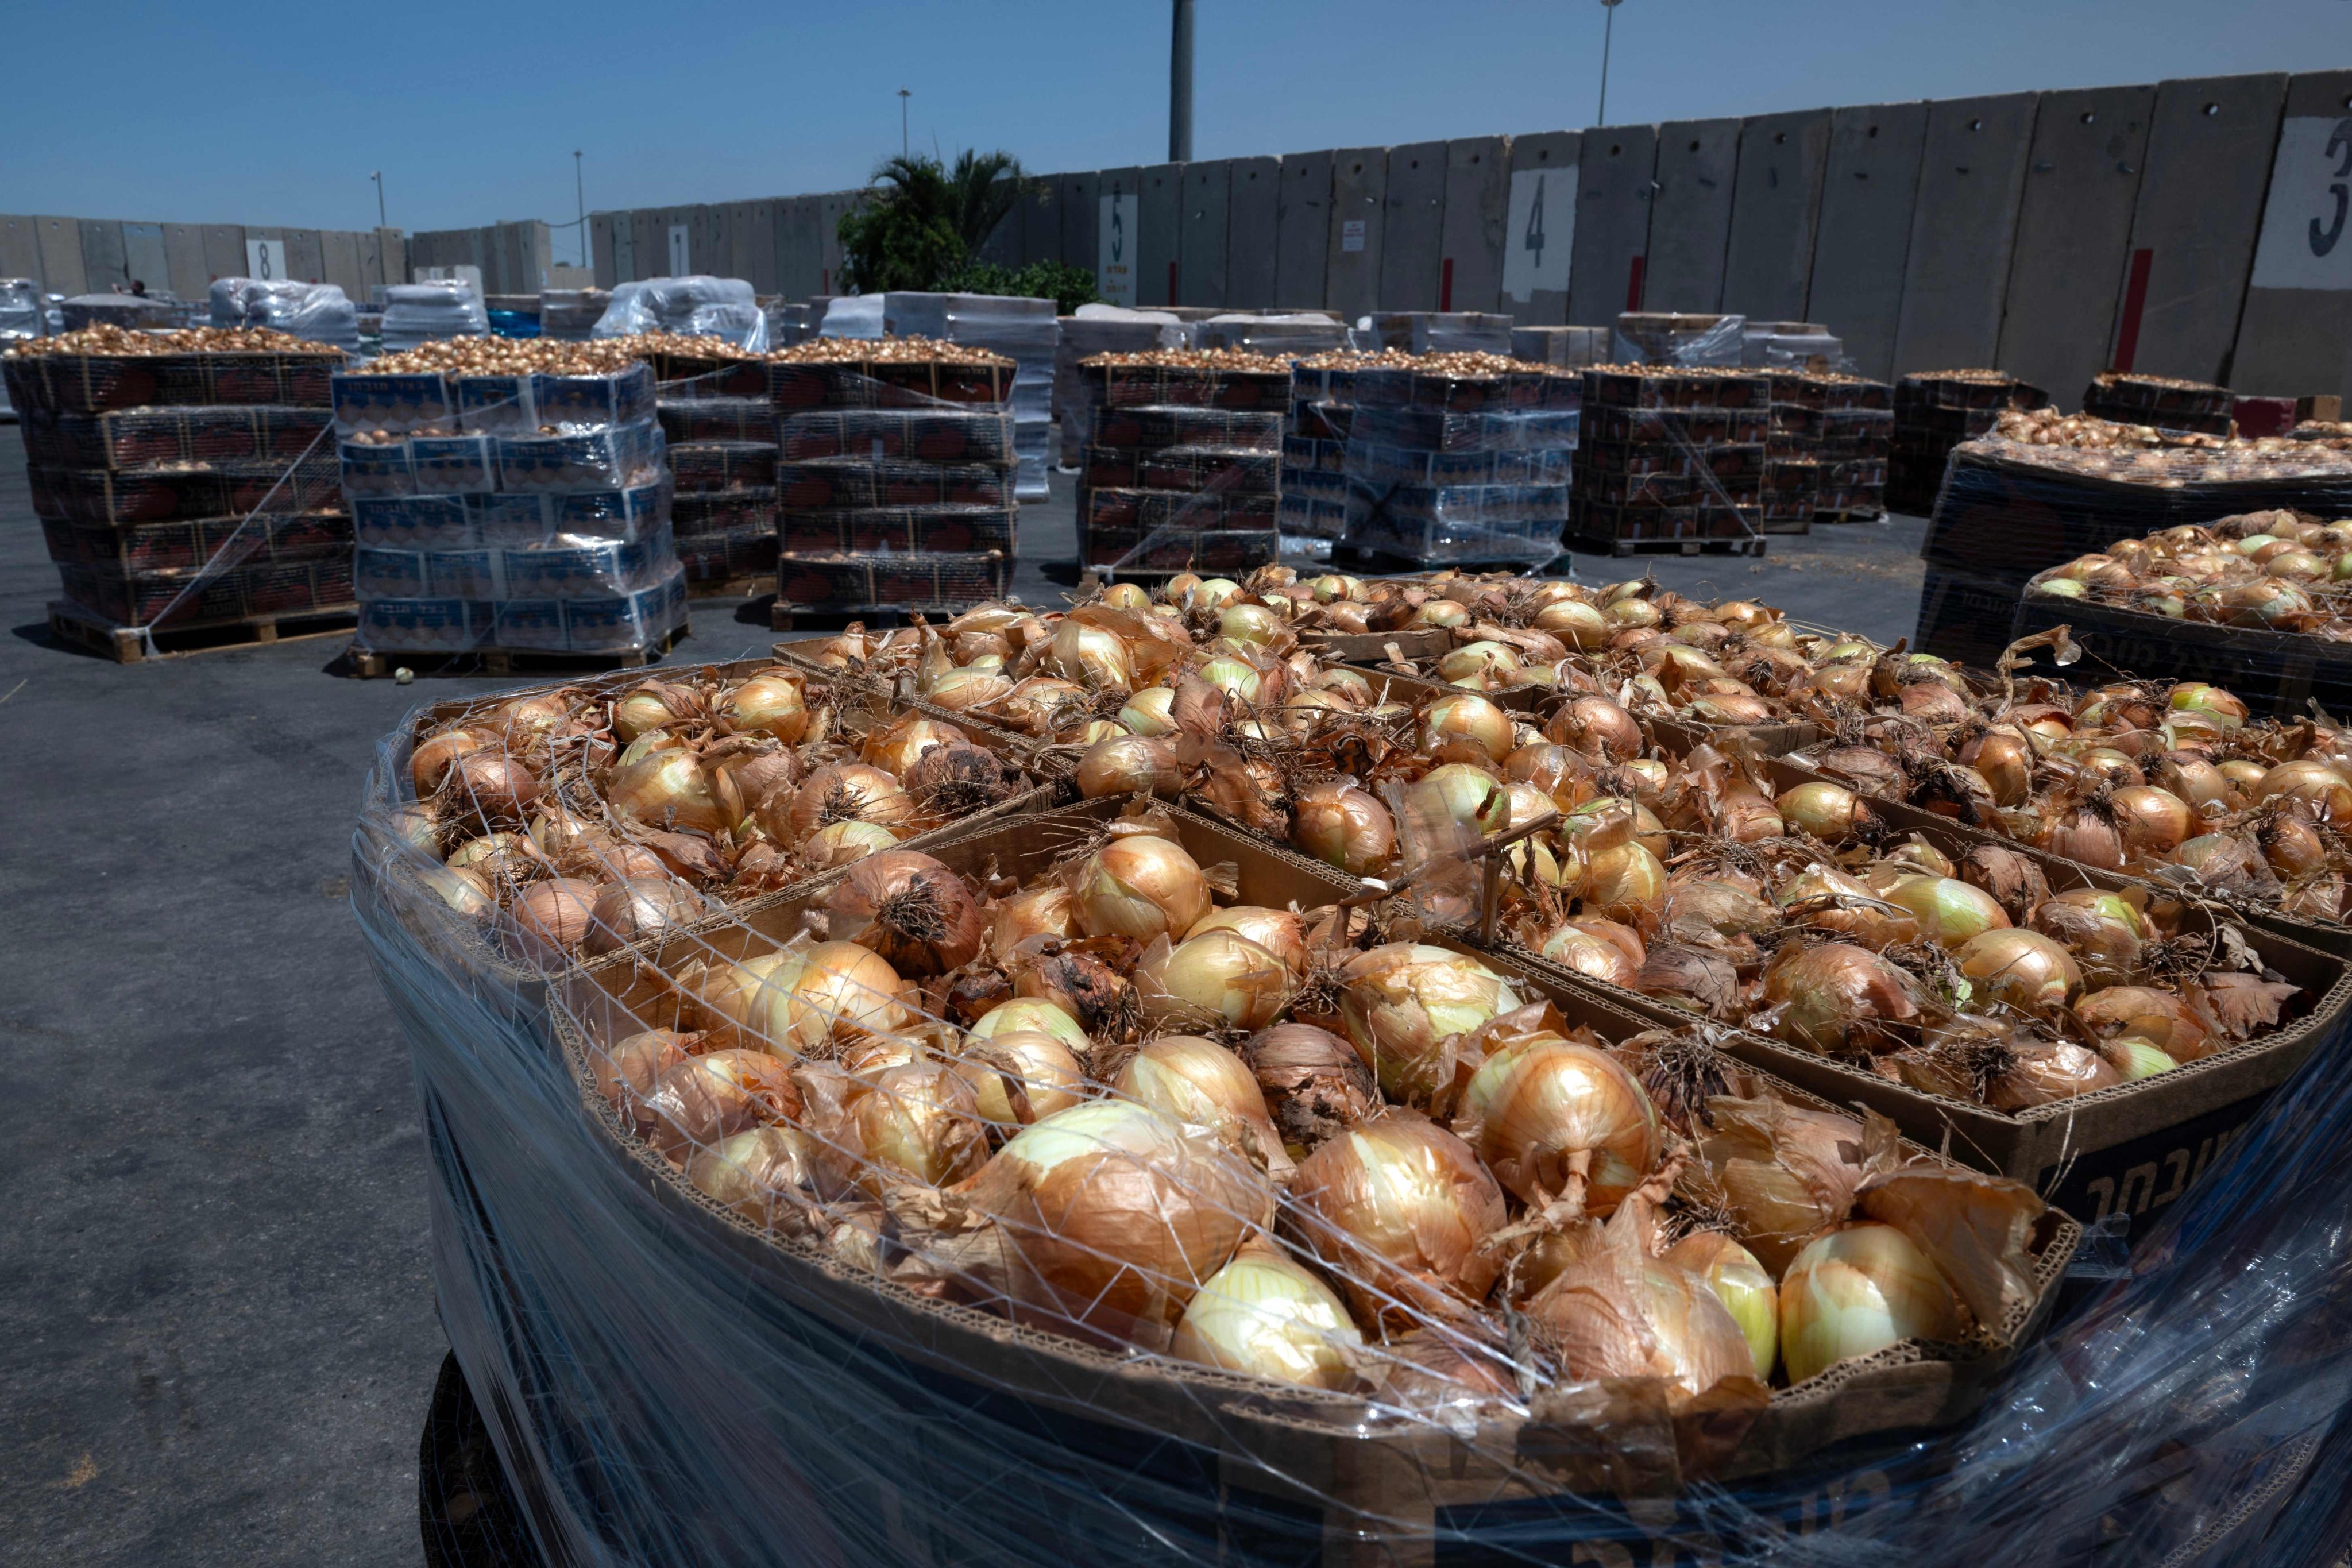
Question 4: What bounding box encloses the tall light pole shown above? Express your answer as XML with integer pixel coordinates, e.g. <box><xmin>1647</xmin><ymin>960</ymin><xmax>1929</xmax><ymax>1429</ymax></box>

<box><xmin>573</xmin><ymin>150</ymin><xmax>586</xmax><ymax>268</ymax></box>
<box><xmin>1596</xmin><ymin>0</ymin><xmax>1623</xmax><ymax>126</ymax></box>
<box><xmin>370</xmin><ymin>170</ymin><xmax>387</xmax><ymax>228</ymax></box>
<box><xmin>1169</xmin><ymin>0</ymin><xmax>1195</xmax><ymax>161</ymax></box>
<box><xmin>898</xmin><ymin>88</ymin><xmax>911</xmax><ymax>159</ymax></box>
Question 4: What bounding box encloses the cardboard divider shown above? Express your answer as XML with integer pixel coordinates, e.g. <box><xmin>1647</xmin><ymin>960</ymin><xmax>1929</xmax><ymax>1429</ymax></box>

<box><xmin>553</xmin><ymin>795</ymin><xmax>2078</xmax><ymax>1504</ymax></box>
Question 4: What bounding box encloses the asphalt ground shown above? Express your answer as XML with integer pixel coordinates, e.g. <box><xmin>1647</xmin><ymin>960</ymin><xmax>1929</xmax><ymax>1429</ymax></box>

<box><xmin>0</xmin><ymin>435</ymin><xmax>1928</xmax><ymax>1565</ymax></box>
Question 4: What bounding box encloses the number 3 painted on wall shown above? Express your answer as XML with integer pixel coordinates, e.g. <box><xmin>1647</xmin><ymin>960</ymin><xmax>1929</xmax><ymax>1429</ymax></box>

<box><xmin>2312</xmin><ymin>117</ymin><xmax>2352</xmax><ymax>257</ymax></box>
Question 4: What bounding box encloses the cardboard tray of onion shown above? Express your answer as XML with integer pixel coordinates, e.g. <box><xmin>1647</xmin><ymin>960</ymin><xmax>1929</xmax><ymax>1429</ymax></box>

<box><xmin>550</xmin><ymin>796</ymin><xmax>2077</xmax><ymax>1504</ymax></box>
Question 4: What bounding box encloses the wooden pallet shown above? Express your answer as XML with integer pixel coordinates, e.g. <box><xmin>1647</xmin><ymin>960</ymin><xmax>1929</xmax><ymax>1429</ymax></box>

<box><xmin>47</xmin><ymin>598</ymin><xmax>358</xmax><ymax>665</ymax></box>
<box><xmin>684</xmin><ymin>573</ymin><xmax>775</xmax><ymax>601</ymax></box>
<box><xmin>1814</xmin><ymin>505</ymin><xmax>1890</xmax><ymax>524</ymax></box>
<box><xmin>344</xmin><ymin>624</ymin><xmax>689</xmax><ymax>679</ymax></box>
<box><xmin>1572</xmin><ymin>535</ymin><xmax>1771</xmax><ymax>558</ymax></box>
<box><xmin>771</xmin><ymin>603</ymin><xmax>976</xmax><ymax>632</ymax></box>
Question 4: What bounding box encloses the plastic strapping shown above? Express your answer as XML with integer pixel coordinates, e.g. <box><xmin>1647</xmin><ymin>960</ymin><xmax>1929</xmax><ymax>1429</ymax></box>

<box><xmin>130</xmin><ymin>418</ymin><xmax>336</xmax><ymax>656</ymax></box>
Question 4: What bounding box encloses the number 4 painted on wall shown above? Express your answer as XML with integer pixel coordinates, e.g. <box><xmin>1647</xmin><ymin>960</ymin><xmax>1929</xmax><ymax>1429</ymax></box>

<box><xmin>2314</xmin><ymin>117</ymin><xmax>2351</xmax><ymax>258</ymax></box>
<box><xmin>1523</xmin><ymin>172</ymin><xmax>1547</xmax><ymax>267</ymax></box>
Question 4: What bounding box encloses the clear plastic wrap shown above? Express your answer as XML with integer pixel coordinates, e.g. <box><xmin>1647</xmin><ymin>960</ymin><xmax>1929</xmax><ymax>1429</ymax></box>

<box><xmin>594</xmin><ymin>277</ymin><xmax>771</xmax><ymax>353</ymax></box>
<box><xmin>209</xmin><ymin>278</ymin><xmax>362</xmax><ymax>353</ymax></box>
<box><xmin>1056</xmin><ymin>310</ymin><xmax>1192</xmax><ymax>467</ymax></box>
<box><xmin>384</xmin><ymin>281</ymin><xmax>491</xmax><ymax>353</ymax></box>
<box><xmin>884</xmin><ymin>293</ymin><xmax>1058</xmax><ymax>499</ymax></box>
<box><xmin>335</xmin><ymin>356</ymin><xmax>685</xmax><ymax>655</ymax></box>
<box><xmin>1338</xmin><ymin>370</ymin><xmax>1580</xmax><ymax>565</ymax></box>
<box><xmin>1613</xmin><ymin>312</ymin><xmax>1748</xmax><ymax>368</ymax></box>
<box><xmin>0</xmin><ymin>277</ymin><xmax>44</xmax><ymax>342</ymax></box>
<box><xmin>352</xmin><ymin>727</ymin><xmax>2352</xmax><ymax>1565</ymax></box>
<box><xmin>1367</xmin><ymin>312</ymin><xmax>1515</xmax><ymax>356</ymax></box>
<box><xmin>539</xmin><ymin>288</ymin><xmax>612</xmax><ymax>343</ymax></box>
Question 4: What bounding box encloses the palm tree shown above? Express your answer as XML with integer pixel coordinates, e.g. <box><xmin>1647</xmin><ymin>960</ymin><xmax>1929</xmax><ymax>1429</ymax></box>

<box><xmin>839</xmin><ymin>150</ymin><xmax>1034</xmax><ymax>295</ymax></box>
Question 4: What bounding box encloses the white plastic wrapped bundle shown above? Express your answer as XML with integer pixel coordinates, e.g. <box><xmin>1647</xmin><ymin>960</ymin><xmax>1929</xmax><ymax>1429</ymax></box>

<box><xmin>1612</xmin><ymin>312</ymin><xmax>1747</xmax><ymax>368</ymax></box>
<box><xmin>1368</xmin><ymin>312</ymin><xmax>1514</xmax><ymax>356</ymax></box>
<box><xmin>385</xmin><ymin>282</ymin><xmax>491</xmax><ymax>353</ymax></box>
<box><xmin>1055</xmin><ymin>307</ymin><xmax>1190</xmax><ymax>467</ymax></box>
<box><xmin>885</xmin><ymin>293</ymin><xmax>1058</xmax><ymax>499</ymax></box>
<box><xmin>1741</xmin><ymin>320</ymin><xmax>1854</xmax><ymax>373</ymax></box>
<box><xmin>59</xmin><ymin>294</ymin><xmax>175</xmax><ymax>331</ymax></box>
<box><xmin>540</xmin><ymin>289</ymin><xmax>612</xmax><ymax>342</ymax></box>
<box><xmin>594</xmin><ymin>276</ymin><xmax>771</xmax><ymax>353</ymax></box>
<box><xmin>0</xmin><ymin>278</ymin><xmax>43</xmax><ymax>342</ymax></box>
<box><xmin>1194</xmin><ymin>314</ymin><xmax>1349</xmax><ymax>356</ymax></box>
<box><xmin>210</xmin><ymin>278</ymin><xmax>363</xmax><ymax>353</ymax></box>
<box><xmin>817</xmin><ymin>295</ymin><xmax>885</xmax><ymax>339</ymax></box>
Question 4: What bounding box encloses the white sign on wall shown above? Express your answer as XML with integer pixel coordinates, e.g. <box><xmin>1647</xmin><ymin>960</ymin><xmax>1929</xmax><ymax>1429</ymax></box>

<box><xmin>669</xmin><ymin>223</ymin><xmax>690</xmax><ymax>276</ymax></box>
<box><xmin>1098</xmin><ymin>191</ymin><xmax>1140</xmax><ymax>307</ymax></box>
<box><xmin>1341</xmin><ymin>219</ymin><xmax>1366</xmax><ymax>253</ymax></box>
<box><xmin>1501</xmin><ymin>166</ymin><xmax>1577</xmax><ymax>306</ymax></box>
<box><xmin>244</xmin><ymin>237</ymin><xmax>287</xmax><ymax>281</ymax></box>
<box><xmin>2251</xmin><ymin>115</ymin><xmax>2352</xmax><ymax>292</ymax></box>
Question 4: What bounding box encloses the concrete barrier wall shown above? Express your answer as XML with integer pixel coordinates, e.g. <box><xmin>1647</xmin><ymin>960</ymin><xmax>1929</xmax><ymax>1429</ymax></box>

<box><xmin>1645</xmin><ymin>118</ymin><xmax>1742</xmax><ymax>312</ymax></box>
<box><xmin>1138</xmin><ymin>163</ymin><xmax>1184</xmax><ymax>307</ymax></box>
<box><xmin>1807</xmin><ymin>103</ymin><xmax>1927</xmax><ymax>380</ymax></box>
<box><xmin>1179</xmin><ymin>160</ymin><xmax>1230</xmax><ymax>307</ymax></box>
<box><xmin>1995</xmin><ymin>83</ymin><xmax>2155</xmax><ymax>407</ymax></box>
<box><xmin>1567</xmin><ymin>125</ymin><xmax>1657</xmax><ymax>325</ymax></box>
<box><xmin>1380</xmin><ymin>141</ymin><xmax>1447</xmax><ymax>312</ymax></box>
<box><xmin>1501</xmin><ymin>131</ymin><xmax>1579</xmax><ymax>326</ymax></box>
<box><xmin>1325</xmin><ymin>147</ymin><xmax>1388</xmax><ymax>323</ymax></box>
<box><xmin>2231</xmin><ymin>69</ymin><xmax>2352</xmax><ymax>399</ymax></box>
<box><xmin>1275</xmin><ymin>150</ymin><xmax>1335</xmax><ymax>311</ymax></box>
<box><xmin>1059</xmin><ymin>170</ymin><xmax>1101</xmax><ymax>281</ymax></box>
<box><xmin>1892</xmin><ymin>92</ymin><xmax>2040</xmax><ymax>375</ymax></box>
<box><xmin>1721</xmin><ymin>109</ymin><xmax>1831</xmax><ymax>323</ymax></box>
<box><xmin>2117</xmin><ymin>74</ymin><xmax>2286</xmax><ymax>387</ymax></box>
<box><xmin>1440</xmin><ymin>136</ymin><xmax>1509</xmax><ymax>314</ymax></box>
<box><xmin>1226</xmin><ymin>156</ymin><xmax>1279</xmax><ymax>308</ymax></box>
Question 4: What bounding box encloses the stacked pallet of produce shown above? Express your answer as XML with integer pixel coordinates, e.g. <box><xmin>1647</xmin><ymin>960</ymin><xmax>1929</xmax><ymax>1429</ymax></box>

<box><xmin>1915</xmin><ymin>408</ymin><xmax>2352</xmax><ymax>667</ymax></box>
<box><xmin>1568</xmin><ymin>364</ymin><xmax>1768</xmax><ymax>555</ymax></box>
<box><xmin>335</xmin><ymin>337</ymin><xmax>685</xmax><ymax>661</ymax></box>
<box><xmin>1761</xmin><ymin>369</ymin><xmax>1892</xmax><ymax>531</ymax></box>
<box><xmin>2082</xmin><ymin>371</ymin><xmax>2235</xmax><ymax>438</ymax></box>
<box><xmin>1887</xmin><ymin>369</ymin><xmax>2045</xmax><ymax>514</ymax></box>
<box><xmin>771</xmin><ymin>337</ymin><xmax>1019</xmax><ymax>619</ymax></box>
<box><xmin>885</xmin><ymin>294</ymin><xmax>1057</xmax><ymax>499</ymax></box>
<box><xmin>1338</xmin><ymin>353</ymin><xmax>1580</xmax><ymax>567</ymax></box>
<box><xmin>1277</xmin><ymin>349</ymin><xmax>1381</xmax><ymax>549</ymax></box>
<box><xmin>1077</xmin><ymin>349</ymin><xmax>1289</xmax><ymax>576</ymax></box>
<box><xmin>639</xmin><ymin>334</ymin><xmax>779</xmax><ymax>594</ymax></box>
<box><xmin>6</xmin><ymin>325</ymin><xmax>352</xmax><ymax>655</ymax></box>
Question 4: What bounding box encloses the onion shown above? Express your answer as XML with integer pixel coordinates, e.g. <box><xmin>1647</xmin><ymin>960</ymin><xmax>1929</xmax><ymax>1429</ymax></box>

<box><xmin>1100</xmin><ymin>582</ymin><xmax>1151</xmax><ymax>609</ymax></box>
<box><xmin>1338</xmin><ymin>944</ymin><xmax>1523</xmax><ymax>1104</ymax></box>
<box><xmin>446</xmin><ymin>829</ymin><xmax>538</xmax><ymax>883</ymax></box>
<box><xmin>594</xmin><ymin>1028</ymin><xmax>693</xmax><ymax>1129</ymax></box>
<box><xmin>1285</xmin><ymin>1117</ymin><xmax>1507</xmax><ymax>1329</ymax></box>
<box><xmin>644</xmin><ymin>1049</ymin><xmax>802</xmax><ymax>1161</ymax></box>
<box><xmin>2076</xmin><ymin>985</ymin><xmax>2215</xmax><ymax>1061</ymax></box>
<box><xmin>1581</xmin><ymin>841</ymin><xmax>1667</xmax><ymax>922</ymax></box>
<box><xmin>992</xmin><ymin>883</ymin><xmax>1077</xmax><ymax>952</ymax></box>
<box><xmin>1420</xmin><ymin>692</ymin><xmax>1516</xmax><ymax>763</ymax></box>
<box><xmin>1524</xmin><ymin>1208</ymin><xmax>1754</xmax><ymax>1399</ymax></box>
<box><xmin>439</xmin><ymin>752</ymin><xmax>543</xmax><ymax>836</ymax></box>
<box><xmin>1960</xmin><ymin>844</ymin><xmax>2053</xmax><ymax>924</ymax></box>
<box><xmin>924</xmin><ymin>666</ymin><xmax>1014</xmax><ymax>711</ymax></box>
<box><xmin>2027</xmin><ymin>889</ymin><xmax>2148</xmax><ymax>982</ymax></box>
<box><xmin>863</xmin><ymin>715</ymin><xmax>965</xmax><ymax>780</ymax></box>
<box><xmin>849</xmin><ymin>1059</ymin><xmax>988</xmax><ymax>1191</ymax></box>
<box><xmin>1291</xmin><ymin>781</ymin><xmax>1396</xmax><ymax>875</ymax></box>
<box><xmin>2169</xmin><ymin>682</ymin><xmax>2247</xmax><ymax>730</ymax></box>
<box><xmin>968</xmin><ymin>1099</ymin><xmax>1272</xmax><ymax>1340</ymax></box>
<box><xmin>1171</xmin><ymin>1245</ymin><xmax>1364</xmax><ymax>1388</ymax></box>
<box><xmin>1438</xmin><ymin>640</ymin><xmax>1524</xmax><ymax>687</ymax></box>
<box><xmin>1779</xmin><ymin>1223</ymin><xmax>1963</xmax><ymax>1384</ymax></box>
<box><xmin>1193</xmin><ymin>578</ymin><xmax>1242</xmax><ymax>610</ymax></box>
<box><xmin>422</xmin><ymin>863</ymin><xmax>497</xmax><ymax>920</ymax></box>
<box><xmin>806</xmin><ymin>820</ymin><xmax>903</xmax><ymax>870</ymax></box>
<box><xmin>1114</xmin><ymin>1035</ymin><xmax>1287</xmax><ymax>1175</ymax></box>
<box><xmin>2110</xmin><ymin>785</ymin><xmax>2193</xmax><ymax>858</ymax></box>
<box><xmin>502</xmin><ymin>877</ymin><xmax>599</xmax><ymax>967</ymax></box>
<box><xmin>608</xmin><ymin>747</ymin><xmax>732</xmax><ymax>835</ymax></box>
<box><xmin>685</xmin><ymin>951</ymin><xmax>808</xmax><ymax>1049</ymax></box>
<box><xmin>1776</xmin><ymin>781</ymin><xmax>1871</xmax><ymax>844</ymax></box>
<box><xmin>411</xmin><ymin>727</ymin><xmax>491</xmax><ymax>795</ymax></box>
<box><xmin>1540</xmin><ymin>924</ymin><xmax>1641</xmax><ymax>988</ymax></box>
<box><xmin>582</xmin><ymin>876</ymin><xmax>704</xmax><ymax>956</ymax></box>
<box><xmin>1465</xmin><ymin>1041</ymin><xmax>1661</xmax><ymax>1211</ymax></box>
<box><xmin>1069</xmin><ymin>833</ymin><xmax>1212</xmax><ymax>941</ymax></box>
<box><xmin>1218</xmin><ymin>603</ymin><xmax>1286</xmax><ymax>648</ymax></box>
<box><xmin>1185</xmin><ymin>906</ymin><xmax>1308</xmax><ymax>975</ymax></box>
<box><xmin>967</xmin><ymin>996</ymin><xmax>1094</xmax><ymax>1060</ymax></box>
<box><xmin>1137</xmin><ymin>931</ymin><xmax>1292</xmax><ymax>1032</ymax></box>
<box><xmin>1196</xmin><ymin>656</ymin><xmax>1265</xmax><ymax>705</ymax></box>
<box><xmin>1954</xmin><ymin>929</ymin><xmax>2081</xmax><ymax>1014</ymax></box>
<box><xmin>1664</xmin><ymin>1231</ymin><xmax>1779</xmax><ymax>1381</ymax></box>
<box><xmin>1046</xmin><ymin>619</ymin><xmax>1137</xmax><ymax>690</ymax></box>
<box><xmin>906</xmin><ymin>744</ymin><xmax>1024</xmax><ymax>824</ymax></box>
<box><xmin>1532</xmin><ymin>598</ymin><xmax>1609</xmax><ymax>648</ymax></box>
<box><xmin>956</xmin><ymin>1029</ymin><xmax>1087</xmax><ymax>1128</ymax></box>
<box><xmin>687</xmin><ymin>1126</ymin><xmax>849</xmax><ymax>1233</ymax></box>
<box><xmin>778</xmin><ymin>941</ymin><xmax>912</xmax><ymax>1053</ymax></box>
<box><xmin>1404</xmin><ymin>764</ymin><xmax>1509</xmax><ymax>848</ymax></box>
<box><xmin>1241</xmin><ymin>1024</ymin><xmax>1377</xmax><ymax>1152</ymax></box>
<box><xmin>2102</xmin><ymin>1038</ymin><xmax>2180</xmax><ymax>1079</ymax></box>
<box><xmin>824</xmin><ymin>851</ymin><xmax>986</xmax><ymax>975</ymax></box>
<box><xmin>1763</xmin><ymin>943</ymin><xmax>1920</xmax><ymax>1054</ymax></box>
<box><xmin>1411</xmin><ymin>598</ymin><xmax>1470</xmax><ymax>627</ymax></box>
<box><xmin>1075</xmin><ymin>735</ymin><xmax>1184</xmax><ymax>799</ymax></box>
<box><xmin>1117</xmin><ymin>686</ymin><xmax>1178</xmax><ymax>736</ymax></box>
<box><xmin>1546</xmin><ymin>696</ymin><xmax>1643</xmax><ymax>761</ymax></box>
<box><xmin>1960</xmin><ymin>731</ymin><xmax>2036</xmax><ymax>806</ymax></box>
<box><xmin>1883</xmin><ymin>875</ymin><xmax>2010</xmax><ymax>948</ymax></box>
<box><xmin>719</xmin><ymin>672</ymin><xmax>808</xmax><ymax>741</ymax></box>
<box><xmin>2255</xmin><ymin>759</ymin><xmax>2352</xmax><ymax>821</ymax></box>
<box><xmin>770</xmin><ymin>764</ymin><xmax>910</xmax><ymax>844</ymax></box>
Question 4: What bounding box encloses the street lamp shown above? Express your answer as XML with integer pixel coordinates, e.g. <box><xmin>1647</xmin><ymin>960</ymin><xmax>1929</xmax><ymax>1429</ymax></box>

<box><xmin>898</xmin><ymin>88</ymin><xmax>911</xmax><ymax>159</ymax></box>
<box><xmin>573</xmin><ymin>150</ymin><xmax>586</xmax><ymax>269</ymax></box>
<box><xmin>370</xmin><ymin>170</ymin><xmax>387</xmax><ymax>228</ymax></box>
<box><xmin>1597</xmin><ymin>0</ymin><xmax>1624</xmax><ymax>126</ymax></box>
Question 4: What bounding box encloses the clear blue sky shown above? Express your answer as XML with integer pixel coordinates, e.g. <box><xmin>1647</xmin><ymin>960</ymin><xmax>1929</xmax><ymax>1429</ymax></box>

<box><xmin>7</xmin><ymin>1</ymin><xmax>2348</xmax><ymax>262</ymax></box>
